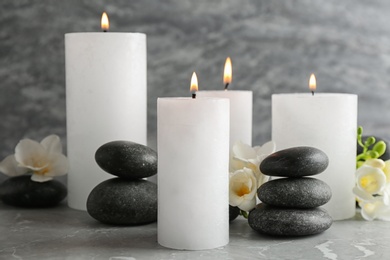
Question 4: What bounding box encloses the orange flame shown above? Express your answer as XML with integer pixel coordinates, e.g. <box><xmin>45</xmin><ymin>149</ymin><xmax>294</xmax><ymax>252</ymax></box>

<box><xmin>223</xmin><ymin>57</ymin><xmax>232</xmax><ymax>86</ymax></box>
<box><xmin>309</xmin><ymin>73</ymin><xmax>316</xmax><ymax>92</ymax></box>
<box><xmin>101</xmin><ymin>12</ymin><xmax>109</xmax><ymax>32</ymax></box>
<box><xmin>190</xmin><ymin>72</ymin><xmax>198</xmax><ymax>92</ymax></box>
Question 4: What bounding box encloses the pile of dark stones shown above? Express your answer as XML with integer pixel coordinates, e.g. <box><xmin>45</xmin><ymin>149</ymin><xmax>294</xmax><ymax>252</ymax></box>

<box><xmin>248</xmin><ymin>146</ymin><xmax>333</xmax><ymax>236</ymax></box>
<box><xmin>87</xmin><ymin>140</ymin><xmax>158</xmax><ymax>225</ymax></box>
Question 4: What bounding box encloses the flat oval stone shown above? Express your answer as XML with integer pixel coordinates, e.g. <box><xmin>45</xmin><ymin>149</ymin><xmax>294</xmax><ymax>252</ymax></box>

<box><xmin>248</xmin><ymin>203</ymin><xmax>332</xmax><ymax>236</ymax></box>
<box><xmin>0</xmin><ymin>175</ymin><xmax>67</xmax><ymax>207</ymax></box>
<box><xmin>260</xmin><ymin>146</ymin><xmax>328</xmax><ymax>177</ymax></box>
<box><xmin>87</xmin><ymin>178</ymin><xmax>157</xmax><ymax>225</ymax></box>
<box><xmin>95</xmin><ymin>141</ymin><xmax>157</xmax><ymax>179</ymax></box>
<box><xmin>229</xmin><ymin>205</ymin><xmax>240</xmax><ymax>222</ymax></box>
<box><xmin>258</xmin><ymin>177</ymin><xmax>331</xmax><ymax>208</ymax></box>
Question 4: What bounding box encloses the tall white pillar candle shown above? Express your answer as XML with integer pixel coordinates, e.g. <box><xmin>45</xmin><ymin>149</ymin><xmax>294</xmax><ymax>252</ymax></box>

<box><xmin>158</xmin><ymin>97</ymin><xmax>230</xmax><ymax>250</ymax></box>
<box><xmin>272</xmin><ymin>93</ymin><xmax>357</xmax><ymax>220</ymax></box>
<box><xmin>65</xmin><ymin>33</ymin><xmax>146</xmax><ymax>210</ymax></box>
<box><xmin>196</xmin><ymin>91</ymin><xmax>252</xmax><ymax>147</ymax></box>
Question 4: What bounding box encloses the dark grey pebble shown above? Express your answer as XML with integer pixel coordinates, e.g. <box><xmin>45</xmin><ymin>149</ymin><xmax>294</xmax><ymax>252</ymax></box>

<box><xmin>87</xmin><ymin>178</ymin><xmax>157</xmax><ymax>225</ymax></box>
<box><xmin>95</xmin><ymin>140</ymin><xmax>157</xmax><ymax>179</ymax></box>
<box><xmin>229</xmin><ymin>205</ymin><xmax>240</xmax><ymax>222</ymax></box>
<box><xmin>260</xmin><ymin>146</ymin><xmax>328</xmax><ymax>177</ymax></box>
<box><xmin>258</xmin><ymin>177</ymin><xmax>331</xmax><ymax>208</ymax></box>
<box><xmin>357</xmin><ymin>135</ymin><xmax>390</xmax><ymax>160</ymax></box>
<box><xmin>0</xmin><ymin>175</ymin><xmax>67</xmax><ymax>207</ymax></box>
<box><xmin>248</xmin><ymin>203</ymin><xmax>332</xmax><ymax>236</ymax></box>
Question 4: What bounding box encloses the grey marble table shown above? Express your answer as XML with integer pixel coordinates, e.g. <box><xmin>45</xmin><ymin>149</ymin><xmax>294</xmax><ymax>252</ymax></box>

<box><xmin>1</xmin><ymin>203</ymin><xmax>390</xmax><ymax>260</ymax></box>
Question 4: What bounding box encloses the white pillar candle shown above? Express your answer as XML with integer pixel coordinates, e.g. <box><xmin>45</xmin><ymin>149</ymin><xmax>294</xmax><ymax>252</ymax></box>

<box><xmin>196</xmin><ymin>90</ymin><xmax>252</xmax><ymax>147</ymax></box>
<box><xmin>196</xmin><ymin>58</ymin><xmax>252</xmax><ymax>148</ymax></box>
<box><xmin>65</xmin><ymin>32</ymin><xmax>146</xmax><ymax>210</ymax></box>
<box><xmin>272</xmin><ymin>93</ymin><xmax>357</xmax><ymax>220</ymax></box>
<box><xmin>157</xmin><ymin>97</ymin><xmax>230</xmax><ymax>250</ymax></box>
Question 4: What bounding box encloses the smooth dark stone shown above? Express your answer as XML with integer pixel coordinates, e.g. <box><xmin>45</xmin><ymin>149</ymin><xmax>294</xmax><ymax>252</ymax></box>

<box><xmin>229</xmin><ymin>205</ymin><xmax>240</xmax><ymax>222</ymax></box>
<box><xmin>95</xmin><ymin>140</ymin><xmax>157</xmax><ymax>179</ymax></box>
<box><xmin>357</xmin><ymin>135</ymin><xmax>390</xmax><ymax>160</ymax></box>
<box><xmin>87</xmin><ymin>178</ymin><xmax>157</xmax><ymax>225</ymax></box>
<box><xmin>258</xmin><ymin>177</ymin><xmax>331</xmax><ymax>208</ymax></box>
<box><xmin>248</xmin><ymin>204</ymin><xmax>332</xmax><ymax>236</ymax></box>
<box><xmin>260</xmin><ymin>146</ymin><xmax>329</xmax><ymax>177</ymax></box>
<box><xmin>0</xmin><ymin>175</ymin><xmax>67</xmax><ymax>208</ymax></box>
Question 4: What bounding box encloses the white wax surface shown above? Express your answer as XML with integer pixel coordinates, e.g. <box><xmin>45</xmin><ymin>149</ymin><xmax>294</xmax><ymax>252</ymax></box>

<box><xmin>196</xmin><ymin>90</ymin><xmax>252</xmax><ymax>147</ymax></box>
<box><xmin>157</xmin><ymin>97</ymin><xmax>230</xmax><ymax>250</ymax></box>
<box><xmin>272</xmin><ymin>93</ymin><xmax>357</xmax><ymax>221</ymax></box>
<box><xmin>65</xmin><ymin>33</ymin><xmax>147</xmax><ymax>210</ymax></box>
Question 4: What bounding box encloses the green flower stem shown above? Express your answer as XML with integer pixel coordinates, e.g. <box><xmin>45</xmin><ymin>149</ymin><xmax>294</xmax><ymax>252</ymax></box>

<box><xmin>356</xmin><ymin>126</ymin><xmax>387</xmax><ymax>169</ymax></box>
<box><xmin>240</xmin><ymin>210</ymin><xmax>249</xmax><ymax>219</ymax></box>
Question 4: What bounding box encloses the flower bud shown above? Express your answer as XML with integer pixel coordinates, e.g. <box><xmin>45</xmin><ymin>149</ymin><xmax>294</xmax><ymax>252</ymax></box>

<box><xmin>373</xmin><ymin>141</ymin><xmax>386</xmax><ymax>157</ymax></box>
<box><xmin>365</xmin><ymin>136</ymin><xmax>376</xmax><ymax>147</ymax></box>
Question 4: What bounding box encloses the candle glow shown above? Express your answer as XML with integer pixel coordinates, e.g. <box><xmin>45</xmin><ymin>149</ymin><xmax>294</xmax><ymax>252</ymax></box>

<box><xmin>223</xmin><ymin>57</ymin><xmax>232</xmax><ymax>89</ymax></box>
<box><xmin>309</xmin><ymin>73</ymin><xmax>316</xmax><ymax>93</ymax></box>
<box><xmin>101</xmin><ymin>12</ymin><xmax>109</xmax><ymax>32</ymax></box>
<box><xmin>191</xmin><ymin>72</ymin><xmax>198</xmax><ymax>98</ymax></box>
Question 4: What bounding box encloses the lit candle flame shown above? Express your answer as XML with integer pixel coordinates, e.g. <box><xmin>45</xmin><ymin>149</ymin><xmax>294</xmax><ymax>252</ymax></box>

<box><xmin>190</xmin><ymin>72</ymin><xmax>198</xmax><ymax>98</ymax></box>
<box><xmin>309</xmin><ymin>73</ymin><xmax>316</xmax><ymax>94</ymax></box>
<box><xmin>223</xmin><ymin>57</ymin><xmax>232</xmax><ymax>90</ymax></box>
<box><xmin>101</xmin><ymin>12</ymin><xmax>109</xmax><ymax>32</ymax></box>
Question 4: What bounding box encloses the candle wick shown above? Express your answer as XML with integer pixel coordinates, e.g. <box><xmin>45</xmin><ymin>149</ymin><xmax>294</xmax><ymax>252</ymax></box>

<box><xmin>103</xmin><ymin>30</ymin><xmax>107</xmax><ymax>33</ymax></box>
<box><xmin>224</xmin><ymin>83</ymin><xmax>229</xmax><ymax>90</ymax></box>
<box><xmin>311</xmin><ymin>91</ymin><xmax>315</xmax><ymax>96</ymax></box>
<box><xmin>192</xmin><ymin>93</ymin><xmax>196</xmax><ymax>99</ymax></box>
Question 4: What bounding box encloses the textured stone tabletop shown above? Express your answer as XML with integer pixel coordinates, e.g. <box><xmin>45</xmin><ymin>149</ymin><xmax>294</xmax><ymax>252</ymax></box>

<box><xmin>1</xmin><ymin>203</ymin><xmax>390</xmax><ymax>259</ymax></box>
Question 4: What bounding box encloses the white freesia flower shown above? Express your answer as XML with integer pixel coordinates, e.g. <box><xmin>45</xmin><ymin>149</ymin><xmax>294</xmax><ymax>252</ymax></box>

<box><xmin>230</xmin><ymin>140</ymin><xmax>275</xmax><ymax>188</ymax></box>
<box><xmin>354</xmin><ymin>159</ymin><xmax>390</xmax><ymax>221</ymax></box>
<box><xmin>229</xmin><ymin>167</ymin><xmax>258</xmax><ymax>212</ymax></box>
<box><xmin>0</xmin><ymin>135</ymin><xmax>69</xmax><ymax>182</ymax></box>
<box><xmin>355</xmin><ymin>164</ymin><xmax>386</xmax><ymax>195</ymax></box>
<box><xmin>359</xmin><ymin>198</ymin><xmax>390</xmax><ymax>221</ymax></box>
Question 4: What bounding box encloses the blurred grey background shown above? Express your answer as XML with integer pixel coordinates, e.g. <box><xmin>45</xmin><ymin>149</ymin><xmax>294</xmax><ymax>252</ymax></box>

<box><xmin>1</xmin><ymin>0</ymin><xmax>390</xmax><ymax>183</ymax></box>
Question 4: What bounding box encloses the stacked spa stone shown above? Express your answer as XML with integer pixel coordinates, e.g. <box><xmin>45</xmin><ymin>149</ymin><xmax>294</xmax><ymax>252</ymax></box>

<box><xmin>87</xmin><ymin>141</ymin><xmax>157</xmax><ymax>225</ymax></box>
<box><xmin>248</xmin><ymin>146</ymin><xmax>333</xmax><ymax>236</ymax></box>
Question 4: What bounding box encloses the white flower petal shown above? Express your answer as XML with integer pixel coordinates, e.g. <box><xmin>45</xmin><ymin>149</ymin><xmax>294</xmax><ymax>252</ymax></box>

<box><xmin>232</xmin><ymin>141</ymin><xmax>257</xmax><ymax>160</ymax></box>
<box><xmin>364</xmin><ymin>159</ymin><xmax>385</xmax><ymax>169</ymax></box>
<box><xmin>45</xmin><ymin>153</ymin><xmax>69</xmax><ymax>177</ymax></box>
<box><xmin>229</xmin><ymin>168</ymin><xmax>257</xmax><ymax>211</ymax></box>
<box><xmin>15</xmin><ymin>139</ymin><xmax>48</xmax><ymax>170</ymax></box>
<box><xmin>383</xmin><ymin>160</ymin><xmax>390</xmax><ymax>183</ymax></box>
<box><xmin>41</xmin><ymin>135</ymin><xmax>62</xmax><ymax>154</ymax></box>
<box><xmin>238</xmin><ymin>196</ymin><xmax>256</xmax><ymax>212</ymax></box>
<box><xmin>254</xmin><ymin>141</ymin><xmax>276</xmax><ymax>156</ymax></box>
<box><xmin>356</xmin><ymin>165</ymin><xmax>386</xmax><ymax>194</ymax></box>
<box><xmin>31</xmin><ymin>174</ymin><xmax>53</xmax><ymax>183</ymax></box>
<box><xmin>0</xmin><ymin>155</ymin><xmax>29</xmax><ymax>176</ymax></box>
<box><xmin>360</xmin><ymin>201</ymin><xmax>378</xmax><ymax>221</ymax></box>
<box><xmin>353</xmin><ymin>186</ymin><xmax>381</xmax><ymax>202</ymax></box>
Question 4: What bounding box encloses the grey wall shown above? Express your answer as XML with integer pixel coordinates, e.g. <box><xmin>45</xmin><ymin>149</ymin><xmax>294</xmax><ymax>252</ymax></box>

<box><xmin>1</xmin><ymin>0</ymin><xmax>390</xmax><ymax>182</ymax></box>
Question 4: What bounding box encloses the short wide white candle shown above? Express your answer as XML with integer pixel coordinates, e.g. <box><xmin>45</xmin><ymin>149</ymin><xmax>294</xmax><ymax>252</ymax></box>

<box><xmin>272</xmin><ymin>93</ymin><xmax>357</xmax><ymax>220</ymax></box>
<box><xmin>158</xmin><ymin>97</ymin><xmax>230</xmax><ymax>250</ymax></box>
<box><xmin>65</xmin><ymin>33</ymin><xmax>146</xmax><ymax>210</ymax></box>
<box><xmin>196</xmin><ymin>90</ymin><xmax>252</xmax><ymax>147</ymax></box>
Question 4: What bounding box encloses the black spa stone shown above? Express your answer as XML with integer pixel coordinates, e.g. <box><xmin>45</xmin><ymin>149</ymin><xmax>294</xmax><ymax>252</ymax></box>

<box><xmin>248</xmin><ymin>203</ymin><xmax>332</xmax><ymax>236</ymax></box>
<box><xmin>0</xmin><ymin>175</ymin><xmax>67</xmax><ymax>208</ymax></box>
<box><xmin>95</xmin><ymin>140</ymin><xmax>157</xmax><ymax>179</ymax></box>
<box><xmin>229</xmin><ymin>205</ymin><xmax>240</xmax><ymax>222</ymax></box>
<box><xmin>258</xmin><ymin>177</ymin><xmax>331</xmax><ymax>208</ymax></box>
<box><xmin>260</xmin><ymin>146</ymin><xmax>329</xmax><ymax>177</ymax></box>
<box><xmin>87</xmin><ymin>178</ymin><xmax>157</xmax><ymax>225</ymax></box>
